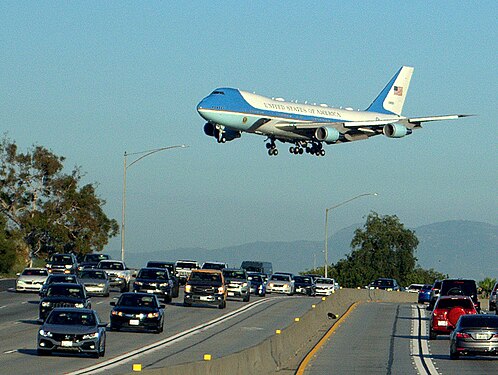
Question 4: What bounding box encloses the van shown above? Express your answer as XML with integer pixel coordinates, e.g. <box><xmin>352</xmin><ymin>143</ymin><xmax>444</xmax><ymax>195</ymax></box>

<box><xmin>240</xmin><ymin>261</ymin><xmax>273</xmax><ymax>277</ymax></box>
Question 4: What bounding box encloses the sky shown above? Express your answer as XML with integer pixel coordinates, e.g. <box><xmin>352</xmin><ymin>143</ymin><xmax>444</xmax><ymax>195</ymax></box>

<box><xmin>1</xmin><ymin>2</ymin><xmax>496</xmax><ymax>260</ymax></box>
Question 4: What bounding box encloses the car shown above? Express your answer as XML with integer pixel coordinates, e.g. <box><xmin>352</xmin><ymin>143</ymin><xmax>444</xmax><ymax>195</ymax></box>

<box><xmin>440</xmin><ymin>279</ymin><xmax>480</xmax><ymax>312</ymax></box>
<box><xmin>78</xmin><ymin>269</ymin><xmax>110</xmax><ymax>297</ymax></box>
<box><xmin>489</xmin><ymin>282</ymin><xmax>498</xmax><ymax>312</ymax></box>
<box><xmin>429</xmin><ymin>295</ymin><xmax>477</xmax><ymax>339</ymax></box>
<box><xmin>266</xmin><ymin>273</ymin><xmax>295</xmax><ymax>295</ymax></box>
<box><xmin>315</xmin><ymin>277</ymin><xmax>337</xmax><ymax>296</ymax></box>
<box><xmin>96</xmin><ymin>260</ymin><xmax>131</xmax><ymax>292</ymax></box>
<box><xmin>110</xmin><ymin>292</ymin><xmax>165</xmax><ymax>333</ymax></box>
<box><xmin>15</xmin><ymin>268</ymin><xmax>49</xmax><ymax>292</ymax></box>
<box><xmin>202</xmin><ymin>261</ymin><xmax>228</xmax><ymax>271</ymax></box>
<box><xmin>133</xmin><ymin>267</ymin><xmax>174</xmax><ymax>303</ymax></box>
<box><xmin>428</xmin><ymin>280</ymin><xmax>442</xmax><ymax>310</ymax></box>
<box><xmin>175</xmin><ymin>260</ymin><xmax>200</xmax><ymax>285</ymax></box>
<box><xmin>78</xmin><ymin>253</ymin><xmax>111</xmax><ymax>270</ymax></box>
<box><xmin>247</xmin><ymin>272</ymin><xmax>266</xmax><ymax>296</ymax></box>
<box><xmin>37</xmin><ymin>308</ymin><xmax>106</xmax><ymax>358</ymax></box>
<box><xmin>46</xmin><ymin>253</ymin><xmax>79</xmax><ymax>274</ymax></box>
<box><xmin>39</xmin><ymin>274</ymin><xmax>80</xmax><ymax>298</ymax></box>
<box><xmin>417</xmin><ymin>284</ymin><xmax>433</xmax><ymax>304</ymax></box>
<box><xmin>449</xmin><ymin>314</ymin><xmax>498</xmax><ymax>359</ymax></box>
<box><xmin>145</xmin><ymin>261</ymin><xmax>179</xmax><ymax>298</ymax></box>
<box><xmin>293</xmin><ymin>275</ymin><xmax>316</xmax><ymax>296</ymax></box>
<box><xmin>222</xmin><ymin>268</ymin><xmax>251</xmax><ymax>302</ymax></box>
<box><xmin>367</xmin><ymin>278</ymin><xmax>400</xmax><ymax>291</ymax></box>
<box><xmin>39</xmin><ymin>283</ymin><xmax>92</xmax><ymax>322</ymax></box>
<box><xmin>184</xmin><ymin>269</ymin><xmax>227</xmax><ymax>308</ymax></box>
<box><xmin>406</xmin><ymin>283</ymin><xmax>425</xmax><ymax>293</ymax></box>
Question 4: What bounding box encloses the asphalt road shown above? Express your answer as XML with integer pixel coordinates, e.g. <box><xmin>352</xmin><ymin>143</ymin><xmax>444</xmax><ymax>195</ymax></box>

<box><xmin>303</xmin><ymin>302</ymin><xmax>497</xmax><ymax>375</ymax></box>
<box><xmin>0</xmin><ymin>287</ymin><xmax>322</xmax><ymax>375</ymax></box>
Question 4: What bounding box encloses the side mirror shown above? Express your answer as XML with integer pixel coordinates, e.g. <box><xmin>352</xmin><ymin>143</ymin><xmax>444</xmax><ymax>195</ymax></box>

<box><xmin>16</xmin><ymin>273</ymin><xmax>20</xmax><ymax>276</ymax></box>
<box><xmin>110</xmin><ymin>301</ymin><xmax>116</xmax><ymax>306</ymax></box>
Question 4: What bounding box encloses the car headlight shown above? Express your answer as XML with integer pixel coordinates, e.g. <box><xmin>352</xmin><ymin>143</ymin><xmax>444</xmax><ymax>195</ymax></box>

<box><xmin>242</xmin><ymin>282</ymin><xmax>248</xmax><ymax>287</ymax></box>
<box><xmin>65</xmin><ymin>264</ymin><xmax>72</xmax><ymax>269</ymax></box>
<box><xmin>74</xmin><ymin>303</ymin><xmax>84</xmax><ymax>308</ymax></box>
<box><xmin>97</xmin><ymin>283</ymin><xmax>105</xmax><ymax>287</ymax></box>
<box><xmin>147</xmin><ymin>312</ymin><xmax>159</xmax><ymax>318</ymax></box>
<box><xmin>185</xmin><ymin>285</ymin><xmax>192</xmax><ymax>293</ymax></box>
<box><xmin>217</xmin><ymin>286</ymin><xmax>225</xmax><ymax>294</ymax></box>
<box><xmin>17</xmin><ymin>280</ymin><xmax>26</xmax><ymax>285</ymax></box>
<box><xmin>39</xmin><ymin>329</ymin><xmax>52</xmax><ymax>337</ymax></box>
<box><xmin>134</xmin><ymin>281</ymin><xmax>143</xmax><ymax>286</ymax></box>
<box><xmin>111</xmin><ymin>310</ymin><xmax>123</xmax><ymax>316</ymax></box>
<box><xmin>159</xmin><ymin>283</ymin><xmax>169</xmax><ymax>287</ymax></box>
<box><xmin>41</xmin><ymin>301</ymin><xmax>51</xmax><ymax>307</ymax></box>
<box><xmin>82</xmin><ymin>332</ymin><xmax>99</xmax><ymax>340</ymax></box>
<box><xmin>268</xmin><ymin>283</ymin><xmax>274</xmax><ymax>288</ymax></box>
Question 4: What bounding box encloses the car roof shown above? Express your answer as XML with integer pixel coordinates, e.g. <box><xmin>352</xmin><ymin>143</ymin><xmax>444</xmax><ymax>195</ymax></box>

<box><xmin>191</xmin><ymin>269</ymin><xmax>222</xmax><ymax>274</ymax></box>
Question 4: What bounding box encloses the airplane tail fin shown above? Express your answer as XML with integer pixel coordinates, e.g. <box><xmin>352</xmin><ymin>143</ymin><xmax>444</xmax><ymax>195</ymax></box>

<box><xmin>366</xmin><ymin>66</ymin><xmax>414</xmax><ymax>116</ymax></box>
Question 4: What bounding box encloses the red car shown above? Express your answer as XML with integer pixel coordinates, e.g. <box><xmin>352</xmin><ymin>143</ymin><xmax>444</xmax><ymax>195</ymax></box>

<box><xmin>430</xmin><ymin>296</ymin><xmax>477</xmax><ymax>339</ymax></box>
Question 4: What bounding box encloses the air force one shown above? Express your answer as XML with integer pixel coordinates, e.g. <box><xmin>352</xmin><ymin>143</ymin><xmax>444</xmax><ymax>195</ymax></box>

<box><xmin>197</xmin><ymin>66</ymin><xmax>469</xmax><ymax>156</ymax></box>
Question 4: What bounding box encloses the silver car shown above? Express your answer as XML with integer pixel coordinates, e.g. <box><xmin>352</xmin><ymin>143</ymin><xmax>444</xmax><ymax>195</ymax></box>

<box><xmin>16</xmin><ymin>268</ymin><xmax>49</xmax><ymax>292</ymax></box>
<box><xmin>78</xmin><ymin>269</ymin><xmax>110</xmax><ymax>297</ymax></box>
<box><xmin>315</xmin><ymin>277</ymin><xmax>337</xmax><ymax>296</ymax></box>
<box><xmin>266</xmin><ymin>273</ymin><xmax>295</xmax><ymax>295</ymax></box>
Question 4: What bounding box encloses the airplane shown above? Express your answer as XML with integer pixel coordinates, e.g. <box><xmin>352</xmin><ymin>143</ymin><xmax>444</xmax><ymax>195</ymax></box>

<box><xmin>196</xmin><ymin>66</ymin><xmax>469</xmax><ymax>156</ymax></box>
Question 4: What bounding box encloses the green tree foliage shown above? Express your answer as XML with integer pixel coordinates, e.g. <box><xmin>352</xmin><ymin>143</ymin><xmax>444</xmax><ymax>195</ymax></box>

<box><xmin>478</xmin><ymin>277</ymin><xmax>496</xmax><ymax>298</ymax></box>
<box><xmin>0</xmin><ymin>215</ymin><xmax>18</xmax><ymax>274</ymax></box>
<box><xmin>0</xmin><ymin>136</ymin><xmax>119</xmax><ymax>266</ymax></box>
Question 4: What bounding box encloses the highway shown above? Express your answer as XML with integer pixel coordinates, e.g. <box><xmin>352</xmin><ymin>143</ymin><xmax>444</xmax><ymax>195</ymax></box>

<box><xmin>1</xmin><ymin>286</ymin><xmax>496</xmax><ymax>375</ymax></box>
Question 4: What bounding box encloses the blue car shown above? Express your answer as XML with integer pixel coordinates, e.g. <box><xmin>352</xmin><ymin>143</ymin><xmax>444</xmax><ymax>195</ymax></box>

<box><xmin>418</xmin><ymin>284</ymin><xmax>432</xmax><ymax>304</ymax></box>
<box><xmin>247</xmin><ymin>272</ymin><xmax>266</xmax><ymax>296</ymax></box>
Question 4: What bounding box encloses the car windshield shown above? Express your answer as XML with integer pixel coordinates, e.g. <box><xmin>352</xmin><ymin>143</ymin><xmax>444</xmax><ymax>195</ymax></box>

<box><xmin>47</xmin><ymin>311</ymin><xmax>96</xmax><ymax>326</ymax></box>
<box><xmin>50</xmin><ymin>255</ymin><xmax>73</xmax><ymax>264</ymax></box>
<box><xmin>248</xmin><ymin>275</ymin><xmax>262</xmax><ymax>282</ymax></box>
<box><xmin>223</xmin><ymin>270</ymin><xmax>246</xmax><ymax>279</ymax></box>
<box><xmin>372</xmin><ymin>279</ymin><xmax>394</xmax><ymax>287</ymax></box>
<box><xmin>190</xmin><ymin>272</ymin><xmax>221</xmax><ymax>282</ymax></box>
<box><xmin>316</xmin><ymin>278</ymin><xmax>334</xmax><ymax>284</ymax></box>
<box><xmin>441</xmin><ymin>280</ymin><xmax>477</xmax><ymax>296</ymax></box>
<box><xmin>436</xmin><ymin>298</ymin><xmax>474</xmax><ymax>309</ymax></box>
<box><xmin>421</xmin><ymin>284</ymin><xmax>432</xmax><ymax>291</ymax></box>
<box><xmin>270</xmin><ymin>274</ymin><xmax>290</xmax><ymax>282</ymax></box>
<box><xmin>294</xmin><ymin>276</ymin><xmax>312</xmax><ymax>283</ymax></box>
<box><xmin>98</xmin><ymin>262</ymin><xmax>124</xmax><ymax>270</ymax></box>
<box><xmin>176</xmin><ymin>262</ymin><xmax>197</xmax><ymax>269</ymax></box>
<box><xmin>138</xmin><ymin>269</ymin><xmax>169</xmax><ymax>280</ymax></box>
<box><xmin>203</xmin><ymin>263</ymin><xmax>226</xmax><ymax>270</ymax></box>
<box><xmin>118</xmin><ymin>294</ymin><xmax>158</xmax><ymax>308</ymax></box>
<box><xmin>21</xmin><ymin>269</ymin><xmax>48</xmax><ymax>276</ymax></box>
<box><xmin>458</xmin><ymin>315</ymin><xmax>498</xmax><ymax>329</ymax></box>
<box><xmin>47</xmin><ymin>285</ymin><xmax>84</xmax><ymax>298</ymax></box>
<box><xmin>84</xmin><ymin>254</ymin><xmax>109</xmax><ymax>262</ymax></box>
<box><xmin>47</xmin><ymin>275</ymin><xmax>77</xmax><ymax>284</ymax></box>
<box><xmin>147</xmin><ymin>262</ymin><xmax>174</xmax><ymax>272</ymax></box>
<box><xmin>79</xmin><ymin>270</ymin><xmax>106</xmax><ymax>279</ymax></box>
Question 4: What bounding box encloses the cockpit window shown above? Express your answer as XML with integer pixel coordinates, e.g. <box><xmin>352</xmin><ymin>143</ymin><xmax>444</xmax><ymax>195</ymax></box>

<box><xmin>211</xmin><ymin>91</ymin><xmax>225</xmax><ymax>95</ymax></box>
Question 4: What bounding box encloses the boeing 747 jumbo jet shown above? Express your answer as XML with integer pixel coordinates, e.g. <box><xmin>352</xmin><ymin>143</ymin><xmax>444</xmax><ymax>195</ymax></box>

<box><xmin>197</xmin><ymin>66</ymin><xmax>469</xmax><ymax>156</ymax></box>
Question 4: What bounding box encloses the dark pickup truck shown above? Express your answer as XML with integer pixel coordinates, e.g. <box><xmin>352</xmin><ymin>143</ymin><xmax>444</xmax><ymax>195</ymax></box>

<box><xmin>183</xmin><ymin>269</ymin><xmax>227</xmax><ymax>309</ymax></box>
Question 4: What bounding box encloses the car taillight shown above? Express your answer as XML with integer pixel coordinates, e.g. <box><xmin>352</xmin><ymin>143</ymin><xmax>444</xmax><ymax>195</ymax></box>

<box><xmin>456</xmin><ymin>332</ymin><xmax>471</xmax><ymax>339</ymax></box>
<box><xmin>492</xmin><ymin>334</ymin><xmax>498</xmax><ymax>338</ymax></box>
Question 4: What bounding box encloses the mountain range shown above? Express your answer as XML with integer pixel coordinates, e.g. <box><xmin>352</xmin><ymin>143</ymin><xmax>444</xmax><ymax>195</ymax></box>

<box><xmin>110</xmin><ymin>220</ymin><xmax>497</xmax><ymax>282</ymax></box>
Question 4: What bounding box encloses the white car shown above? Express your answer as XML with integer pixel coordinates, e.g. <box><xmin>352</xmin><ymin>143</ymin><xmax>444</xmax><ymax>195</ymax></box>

<box><xmin>266</xmin><ymin>273</ymin><xmax>295</xmax><ymax>295</ymax></box>
<box><xmin>16</xmin><ymin>268</ymin><xmax>49</xmax><ymax>292</ymax></box>
<box><xmin>315</xmin><ymin>277</ymin><xmax>337</xmax><ymax>296</ymax></box>
<box><xmin>405</xmin><ymin>283</ymin><xmax>424</xmax><ymax>293</ymax></box>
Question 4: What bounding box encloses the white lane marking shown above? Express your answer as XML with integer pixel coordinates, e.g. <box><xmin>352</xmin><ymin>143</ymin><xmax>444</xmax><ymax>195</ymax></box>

<box><xmin>411</xmin><ymin>304</ymin><xmax>425</xmax><ymax>374</ymax></box>
<box><xmin>411</xmin><ymin>304</ymin><xmax>439</xmax><ymax>375</ymax></box>
<box><xmin>67</xmin><ymin>297</ymin><xmax>274</xmax><ymax>375</ymax></box>
<box><xmin>3</xmin><ymin>349</ymin><xmax>17</xmax><ymax>354</ymax></box>
<box><xmin>96</xmin><ymin>301</ymin><xmax>103</xmax><ymax>305</ymax></box>
<box><xmin>0</xmin><ymin>305</ymin><xmax>7</xmax><ymax>309</ymax></box>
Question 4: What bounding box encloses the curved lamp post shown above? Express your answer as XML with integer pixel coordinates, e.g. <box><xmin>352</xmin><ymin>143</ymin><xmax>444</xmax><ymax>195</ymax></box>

<box><xmin>324</xmin><ymin>193</ymin><xmax>378</xmax><ymax>278</ymax></box>
<box><xmin>121</xmin><ymin>145</ymin><xmax>188</xmax><ymax>262</ymax></box>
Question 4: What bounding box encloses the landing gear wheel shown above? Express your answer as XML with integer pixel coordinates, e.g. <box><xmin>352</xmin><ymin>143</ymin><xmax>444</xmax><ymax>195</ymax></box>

<box><xmin>298</xmin><ymin>148</ymin><xmax>303</xmax><ymax>154</ymax></box>
<box><xmin>320</xmin><ymin>149</ymin><xmax>326</xmax><ymax>156</ymax></box>
<box><xmin>289</xmin><ymin>147</ymin><xmax>294</xmax><ymax>153</ymax></box>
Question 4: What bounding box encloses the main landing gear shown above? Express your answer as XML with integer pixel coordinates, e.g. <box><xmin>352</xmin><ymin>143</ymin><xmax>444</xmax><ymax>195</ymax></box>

<box><xmin>290</xmin><ymin>142</ymin><xmax>325</xmax><ymax>157</ymax></box>
<box><xmin>266</xmin><ymin>140</ymin><xmax>278</xmax><ymax>156</ymax></box>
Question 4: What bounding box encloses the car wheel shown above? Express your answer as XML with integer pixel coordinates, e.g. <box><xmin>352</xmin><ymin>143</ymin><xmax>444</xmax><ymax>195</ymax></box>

<box><xmin>449</xmin><ymin>349</ymin><xmax>459</xmax><ymax>360</ymax></box>
<box><xmin>92</xmin><ymin>349</ymin><xmax>100</xmax><ymax>358</ymax></box>
<box><xmin>37</xmin><ymin>349</ymin><xmax>51</xmax><ymax>356</ymax></box>
<box><xmin>110</xmin><ymin>324</ymin><xmax>119</xmax><ymax>332</ymax></box>
<box><xmin>218</xmin><ymin>300</ymin><xmax>226</xmax><ymax>309</ymax></box>
<box><xmin>243</xmin><ymin>294</ymin><xmax>250</xmax><ymax>302</ymax></box>
<box><xmin>429</xmin><ymin>329</ymin><xmax>437</xmax><ymax>340</ymax></box>
<box><xmin>100</xmin><ymin>337</ymin><xmax>106</xmax><ymax>357</ymax></box>
<box><xmin>184</xmin><ymin>301</ymin><xmax>192</xmax><ymax>307</ymax></box>
<box><xmin>164</xmin><ymin>296</ymin><xmax>172</xmax><ymax>304</ymax></box>
<box><xmin>104</xmin><ymin>291</ymin><xmax>110</xmax><ymax>297</ymax></box>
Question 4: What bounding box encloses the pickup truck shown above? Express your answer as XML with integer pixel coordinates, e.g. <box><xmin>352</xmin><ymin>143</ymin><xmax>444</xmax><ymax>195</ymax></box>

<box><xmin>184</xmin><ymin>269</ymin><xmax>226</xmax><ymax>309</ymax></box>
<box><xmin>175</xmin><ymin>260</ymin><xmax>200</xmax><ymax>285</ymax></box>
<box><xmin>96</xmin><ymin>260</ymin><xmax>131</xmax><ymax>292</ymax></box>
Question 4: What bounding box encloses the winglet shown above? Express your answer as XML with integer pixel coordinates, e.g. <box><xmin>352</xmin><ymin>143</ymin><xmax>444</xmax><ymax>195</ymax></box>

<box><xmin>366</xmin><ymin>66</ymin><xmax>414</xmax><ymax>116</ymax></box>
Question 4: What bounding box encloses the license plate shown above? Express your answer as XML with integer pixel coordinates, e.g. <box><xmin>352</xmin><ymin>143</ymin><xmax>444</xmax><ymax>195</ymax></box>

<box><xmin>437</xmin><ymin>321</ymin><xmax>448</xmax><ymax>326</ymax></box>
<box><xmin>475</xmin><ymin>333</ymin><xmax>488</xmax><ymax>340</ymax></box>
<box><xmin>147</xmin><ymin>290</ymin><xmax>154</xmax><ymax>293</ymax></box>
<box><xmin>129</xmin><ymin>319</ymin><xmax>140</xmax><ymax>326</ymax></box>
<box><xmin>200</xmin><ymin>296</ymin><xmax>213</xmax><ymax>301</ymax></box>
<box><xmin>228</xmin><ymin>292</ymin><xmax>234</xmax><ymax>296</ymax></box>
<box><xmin>61</xmin><ymin>341</ymin><xmax>73</xmax><ymax>347</ymax></box>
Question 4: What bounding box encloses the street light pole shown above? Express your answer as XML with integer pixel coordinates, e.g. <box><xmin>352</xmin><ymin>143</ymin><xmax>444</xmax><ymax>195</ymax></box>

<box><xmin>324</xmin><ymin>193</ymin><xmax>378</xmax><ymax>278</ymax></box>
<box><xmin>120</xmin><ymin>145</ymin><xmax>187</xmax><ymax>262</ymax></box>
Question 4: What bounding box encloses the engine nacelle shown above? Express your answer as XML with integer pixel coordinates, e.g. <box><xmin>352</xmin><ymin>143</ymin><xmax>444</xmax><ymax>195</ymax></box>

<box><xmin>204</xmin><ymin>122</ymin><xmax>215</xmax><ymax>137</ymax></box>
<box><xmin>204</xmin><ymin>123</ymin><xmax>241</xmax><ymax>142</ymax></box>
<box><xmin>383</xmin><ymin>124</ymin><xmax>412</xmax><ymax>138</ymax></box>
<box><xmin>315</xmin><ymin>127</ymin><xmax>340</xmax><ymax>143</ymax></box>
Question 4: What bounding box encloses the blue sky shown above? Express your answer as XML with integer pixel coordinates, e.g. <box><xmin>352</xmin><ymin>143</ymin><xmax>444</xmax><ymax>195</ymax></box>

<box><xmin>1</xmin><ymin>2</ymin><xmax>496</xmax><ymax>259</ymax></box>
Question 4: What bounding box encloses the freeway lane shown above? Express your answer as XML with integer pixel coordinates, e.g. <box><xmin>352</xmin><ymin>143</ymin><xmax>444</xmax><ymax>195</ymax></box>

<box><xmin>0</xmin><ymin>288</ymin><xmax>322</xmax><ymax>375</ymax></box>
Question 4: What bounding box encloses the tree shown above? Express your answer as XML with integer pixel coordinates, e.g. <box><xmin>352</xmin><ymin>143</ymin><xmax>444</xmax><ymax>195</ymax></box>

<box><xmin>478</xmin><ymin>277</ymin><xmax>496</xmax><ymax>298</ymax></box>
<box><xmin>0</xmin><ymin>136</ymin><xmax>118</xmax><ymax>266</ymax></box>
<box><xmin>0</xmin><ymin>215</ymin><xmax>18</xmax><ymax>274</ymax></box>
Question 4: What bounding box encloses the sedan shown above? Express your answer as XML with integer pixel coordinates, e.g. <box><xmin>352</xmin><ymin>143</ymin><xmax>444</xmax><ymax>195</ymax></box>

<box><xmin>293</xmin><ymin>276</ymin><xmax>316</xmax><ymax>296</ymax></box>
<box><xmin>78</xmin><ymin>269</ymin><xmax>110</xmax><ymax>297</ymax></box>
<box><xmin>16</xmin><ymin>268</ymin><xmax>49</xmax><ymax>292</ymax></box>
<box><xmin>315</xmin><ymin>278</ymin><xmax>337</xmax><ymax>296</ymax></box>
<box><xmin>133</xmin><ymin>267</ymin><xmax>174</xmax><ymax>303</ymax></box>
<box><xmin>450</xmin><ymin>314</ymin><xmax>498</xmax><ymax>359</ymax></box>
<box><xmin>37</xmin><ymin>308</ymin><xmax>107</xmax><ymax>358</ymax></box>
<box><xmin>109</xmin><ymin>292</ymin><xmax>165</xmax><ymax>333</ymax></box>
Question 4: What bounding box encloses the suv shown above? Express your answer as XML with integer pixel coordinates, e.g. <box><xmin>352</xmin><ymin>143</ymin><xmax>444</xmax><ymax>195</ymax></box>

<box><xmin>429</xmin><ymin>295</ymin><xmax>477</xmax><ymax>339</ymax></box>
<box><xmin>133</xmin><ymin>267</ymin><xmax>174</xmax><ymax>303</ymax></box>
<box><xmin>96</xmin><ymin>260</ymin><xmax>131</xmax><ymax>292</ymax></box>
<box><xmin>202</xmin><ymin>261</ymin><xmax>228</xmax><ymax>271</ymax></box>
<box><xmin>146</xmin><ymin>261</ymin><xmax>179</xmax><ymax>298</ymax></box>
<box><xmin>489</xmin><ymin>282</ymin><xmax>498</xmax><ymax>312</ymax></box>
<box><xmin>184</xmin><ymin>269</ymin><xmax>226</xmax><ymax>309</ymax></box>
<box><xmin>39</xmin><ymin>283</ymin><xmax>91</xmax><ymax>321</ymax></box>
<box><xmin>78</xmin><ymin>253</ymin><xmax>111</xmax><ymax>270</ymax></box>
<box><xmin>175</xmin><ymin>260</ymin><xmax>200</xmax><ymax>285</ymax></box>
<box><xmin>440</xmin><ymin>279</ymin><xmax>480</xmax><ymax>312</ymax></box>
<box><xmin>46</xmin><ymin>253</ymin><xmax>78</xmax><ymax>274</ymax></box>
<box><xmin>222</xmin><ymin>268</ymin><xmax>251</xmax><ymax>302</ymax></box>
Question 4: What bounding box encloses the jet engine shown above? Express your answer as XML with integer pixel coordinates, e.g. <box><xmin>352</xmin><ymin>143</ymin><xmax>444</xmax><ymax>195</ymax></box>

<box><xmin>204</xmin><ymin>123</ymin><xmax>241</xmax><ymax>143</ymax></box>
<box><xmin>315</xmin><ymin>127</ymin><xmax>340</xmax><ymax>143</ymax></box>
<box><xmin>383</xmin><ymin>124</ymin><xmax>412</xmax><ymax>138</ymax></box>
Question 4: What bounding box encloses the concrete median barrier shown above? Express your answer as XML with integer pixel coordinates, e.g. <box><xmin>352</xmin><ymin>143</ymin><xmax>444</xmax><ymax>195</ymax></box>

<box><xmin>129</xmin><ymin>289</ymin><xmax>417</xmax><ymax>375</ymax></box>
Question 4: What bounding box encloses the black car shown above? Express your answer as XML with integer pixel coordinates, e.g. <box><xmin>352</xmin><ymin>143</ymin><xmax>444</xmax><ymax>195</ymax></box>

<box><xmin>37</xmin><ymin>308</ymin><xmax>106</xmax><ymax>358</ymax></box>
<box><xmin>133</xmin><ymin>267</ymin><xmax>174</xmax><ymax>303</ymax></box>
<box><xmin>39</xmin><ymin>283</ymin><xmax>91</xmax><ymax>322</ymax></box>
<box><xmin>109</xmin><ymin>292</ymin><xmax>165</xmax><ymax>333</ymax></box>
<box><xmin>293</xmin><ymin>275</ymin><xmax>316</xmax><ymax>296</ymax></box>
<box><xmin>440</xmin><ymin>279</ymin><xmax>480</xmax><ymax>312</ymax></box>
<box><xmin>39</xmin><ymin>274</ymin><xmax>80</xmax><ymax>298</ymax></box>
<box><xmin>450</xmin><ymin>314</ymin><xmax>498</xmax><ymax>359</ymax></box>
<box><xmin>146</xmin><ymin>261</ymin><xmax>180</xmax><ymax>298</ymax></box>
<box><xmin>78</xmin><ymin>253</ymin><xmax>111</xmax><ymax>270</ymax></box>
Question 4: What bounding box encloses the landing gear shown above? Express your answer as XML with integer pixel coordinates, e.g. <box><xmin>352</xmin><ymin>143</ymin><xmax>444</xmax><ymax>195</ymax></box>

<box><xmin>289</xmin><ymin>146</ymin><xmax>304</xmax><ymax>155</ymax></box>
<box><xmin>266</xmin><ymin>139</ymin><xmax>278</xmax><ymax>156</ymax></box>
<box><xmin>305</xmin><ymin>142</ymin><xmax>325</xmax><ymax>157</ymax></box>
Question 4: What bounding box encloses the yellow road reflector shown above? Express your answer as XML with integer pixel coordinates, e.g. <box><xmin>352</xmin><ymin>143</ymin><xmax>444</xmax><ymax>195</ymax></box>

<box><xmin>276</xmin><ymin>329</ymin><xmax>281</xmax><ymax>334</ymax></box>
<box><xmin>294</xmin><ymin>317</ymin><xmax>300</xmax><ymax>322</ymax></box>
<box><xmin>321</xmin><ymin>297</ymin><xmax>326</xmax><ymax>301</ymax></box>
<box><xmin>132</xmin><ymin>364</ymin><xmax>142</xmax><ymax>371</ymax></box>
<box><xmin>311</xmin><ymin>304</ymin><xmax>316</xmax><ymax>308</ymax></box>
<box><xmin>204</xmin><ymin>354</ymin><xmax>212</xmax><ymax>361</ymax></box>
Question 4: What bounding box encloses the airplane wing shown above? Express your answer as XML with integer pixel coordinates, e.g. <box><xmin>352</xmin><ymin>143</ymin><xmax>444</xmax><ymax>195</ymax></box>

<box><xmin>405</xmin><ymin>114</ymin><xmax>472</xmax><ymax>125</ymax></box>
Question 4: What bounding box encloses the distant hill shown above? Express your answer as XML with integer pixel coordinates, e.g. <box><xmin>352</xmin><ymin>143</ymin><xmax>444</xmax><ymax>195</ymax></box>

<box><xmin>111</xmin><ymin>220</ymin><xmax>497</xmax><ymax>282</ymax></box>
